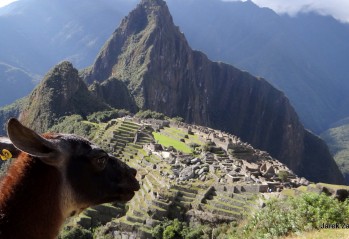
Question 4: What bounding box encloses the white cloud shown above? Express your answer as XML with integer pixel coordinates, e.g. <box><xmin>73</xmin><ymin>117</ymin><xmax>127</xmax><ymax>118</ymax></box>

<box><xmin>224</xmin><ymin>0</ymin><xmax>349</xmax><ymax>23</ymax></box>
<box><xmin>0</xmin><ymin>0</ymin><xmax>18</xmax><ymax>8</ymax></box>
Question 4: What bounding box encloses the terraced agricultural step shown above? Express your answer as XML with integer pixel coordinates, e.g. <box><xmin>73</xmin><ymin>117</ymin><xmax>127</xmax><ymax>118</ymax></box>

<box><xmin>78</xmin><ymin>208</ymin><xmax>116</xmax><ymax>228</ymax></box>
<box><xmin>138</xmin><ymin>227</ymin><xmax>153</xmax><ymax>239</ymax></box>
<box><xmin>146</xmin><ymin>172</ymin><xmax>167</xmax><ymax>187</ymax></box>
<box><xmin>113</xmin><ymin>135</ymin><xmax>132</xmax><ymax>141</ymax></box>
<box><xmin>173</xmin><ymin>200</ymin><xmax>192</xmax><ymax>208</ymax></box>
<box><xmin>152</xmin><ymin>199</ymin><xmax>170</xmax><ymax>210</ymax></box>
<box><xmin>84</xmin><ymin>208</ymin><xmax>99</xmax><ymax>218</ymax></box>
<box><xmin>207</xmin><ymin>199</ymin><xmax>244</xmax><ymax>213</ymax></box>
<box><xmin>119</xmin><ymin>126</ymin><xmax>139</xmax><ymax>133</ymax></box>
<box><xmin>171</xmin><ymin>185</ymin><xmax>198</xmax><ymax>194</ymax></box>
<box><xmin>148</xmin><ymin>205</ymin><xmax>168</xmax><ymax>220</ymax></box>
<box><xmin>113</xmin><ymin>141</ymin><xmax>126</xmax><ymax>147</ymax></box>
<box><xmin>203</xmin><ymin>204</ymin><xmax>241</xmax><ymax>219</ymax></box>
<box><xmin>118</xmin><ymin>219</ymin><xmax>139</xmax><ymax>232</ymax></box>
<box><xmin>205</xmin><ymin>159</ymin><xmax>215</xmax><ymax>164</ymax></box>
<box><xmin>110</xmin><ymin>138</ymin><xmax>129</xmax><ymax>145</ymax></box>
<box><xmin>222</xmin><ymin>162</ymin><xmax>233</xmax><ymax>167</ymax></box>
<box><xmin>126</xmin><ymin>214</ymin><xmax>146</xmax><ymax>224</ymax></box>
<box><xmin>92</xmin><ymin>204</ymin><xmax>123</xmax><ymax>216</ymax></box>
<box><xmin>142</xmin><ymin>178</ymin><xmax>152</xmax><ymax>194</ymax></box>
<box><xmin>231</xmin><ymin>192</ymin><xmax>255</xmax><ymax>201</ymax></box>
<box><xmin>118</xmin><ymin>131</ymin><xmax>133</xmax><ymax>137</ymax></box>
<box><xmin>76</xmin><ymin>214</ymin><xmax>92</xmax><ymax>229</ymax></box>
<box><xmin>114</xmin><ymin>131</ymin><xmax>134</xmax><ymax>138</ymax></box>
<box><xmin>123</xmin><ymin>146</ymin><xmax>138</xmax><ymax>155</ymax></box>
<box><xmin>138</xmin><ymin>138</ymin><xmax>153</xmax><ymax>144</ymax></box>
<box><xmin>133</xmin><ymin>209</ymin><xmax>148</xmax><ymax>218</ymax></box>
<box><xmin>212</xmin><ymin>195</ymin><xmax>246</xmax><ymax>208</ymax></box>
<box><xmin>128</xmin><ymin>143</ymin><xmax>143</xmax><ymax>150</ymax></box>
<box><xmin>176</xmin><ymin>190</ymin><xmax>197</xmax><ymax>199</ymax></box>
<box><xmin>145</xmin><ymin>218</ymin><xmax>162</xmax><ymax>227</ymax></box>
<box><xmin>176</xmin><ymin>195</ymin><xmax>195</xmax><ymax>203</ymax></box>
<box><xmin>131</xmin><ymin>192</ymin><xmax>149</xmax><ymax>210</ymax></box>
<box><xmin>114</xmin><ymin>128</ymin><xmax>132</xmax><ymax>135</ymax></box>
<box><xmin>122</xmin><ymin>151</ymin><xmax>135</xmax><ymax>158</ymax></box>
<box><xmin>122</xmin><ymin>121</ymin><xmax>140</xmax><ymax>129</ymax></box>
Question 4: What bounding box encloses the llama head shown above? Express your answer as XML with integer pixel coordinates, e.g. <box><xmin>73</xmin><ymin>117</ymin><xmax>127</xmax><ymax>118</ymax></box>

<box><xmin>6</xmin><ymin>118</ymin><xmax>140</xmax><ymax>215</ymax></box>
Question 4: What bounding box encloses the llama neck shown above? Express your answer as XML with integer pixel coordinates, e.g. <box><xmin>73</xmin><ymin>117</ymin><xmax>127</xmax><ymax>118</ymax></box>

<box><xmin>0</xmin><ymin>154</ymin><xmax>64</xmax><ymax>239</ymax></box>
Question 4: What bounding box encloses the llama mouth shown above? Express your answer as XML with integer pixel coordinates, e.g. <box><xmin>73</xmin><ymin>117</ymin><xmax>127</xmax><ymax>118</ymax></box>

<box><xmin>107</xmin><ymin>180</ymin><xmax>140</xmax><ymax>203</ymax></box>
<box><xmin>119</xmin><ymin>183</ymin><xmax>140</xmax><ymax>202</ymax></box>
<box><xmin>120</xmin><ymin>192</ymin><xmax>136</xmax><ymax>202</ymax></box>
<box><xmin>123</xmin><ymin>180</ymin><xmax>140</xmax><ymax>192</ymax></box>
<box><xmin>110</xmin><ymin>186</ymin><xmax>139</xmax><ymax>202</ymax></box>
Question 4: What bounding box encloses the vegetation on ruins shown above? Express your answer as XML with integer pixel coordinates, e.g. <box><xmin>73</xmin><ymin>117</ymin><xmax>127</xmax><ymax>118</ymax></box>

<box><xmin>231</xmin><ymin>193</ymin><xmax>349</xmax><ymax>239</ymax></box>
<box><xmin>135</xmin><ymin>110</ymin><xmax>167</xmax><ymax>120</ymax></box>
<box><xmin>58</xmin><ymin>225</ymin><xmax>93</xmax><ymax>239</ymax></box>
<box><xmin>152</xmin><ymin>219</ymin><xmax>209</xmax><ymax>239</ymax></box>
<box><xmin>87</xmin><ymin>109</ymin><xmax>130</xmax><ymax>123</ymax></box>
<box><xmin>56</xmin><ymin>191</ymin><xmax>349</xmax><ymax>239</ymax></box>
<box><xmin>277</xmin><ymin>170</ymin><xmax>289</xmax><ymax>182</ymax></box>
<box><xmin>49</xmin><ymin>115</ymin><xmax>98</xmax><ymax>140</ymax></box>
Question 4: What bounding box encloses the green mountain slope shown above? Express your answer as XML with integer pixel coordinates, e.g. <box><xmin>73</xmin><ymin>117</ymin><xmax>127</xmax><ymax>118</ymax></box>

<box><xmin>19</xmin><ymin>62</ymin><xmax>110</xmax><ymax>132</ymax></box>
<box><xmin>0</xmin><ymin>98</ymin><xmax>27</xmax><ymax>135</ymax></box>
<box><xmin>321</xmin><ymin>121</ymin><xmax>349</xmax><ymax>183</ymax></box>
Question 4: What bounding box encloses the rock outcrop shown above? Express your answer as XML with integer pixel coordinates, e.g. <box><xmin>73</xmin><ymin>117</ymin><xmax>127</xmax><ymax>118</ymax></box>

<box><xmin>89</xmin><ymin>77</ymin><xmax>138</xmax><ymax>113</ymax></box>
<box><xmin>83</xmin><ymin>0</ymin><xmax>344</xmax><ymax>184</ymax></box>
<box><xmin>19</xmin><ymin>61</ymin><xmax>109</xmax><ymax>132</ymax></box>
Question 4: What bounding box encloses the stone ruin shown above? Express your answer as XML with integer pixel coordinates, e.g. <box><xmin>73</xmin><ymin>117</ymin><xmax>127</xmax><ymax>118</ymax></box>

<box><xmin>74</xmin><ymin>117</ymin><xmax>314</xmax><ymax>238</ymax></box>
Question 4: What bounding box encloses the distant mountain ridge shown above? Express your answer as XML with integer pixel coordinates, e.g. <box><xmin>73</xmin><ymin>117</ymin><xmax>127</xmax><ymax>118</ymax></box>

<box><xmin>0</xmin><ymin>62</ymin><xmax>37</xmax><ymax>106</ymax></box>
<box><xmin>83</xmin><ymin>0</ymin><xmax>344</xmax><ymax>184</ymax></box>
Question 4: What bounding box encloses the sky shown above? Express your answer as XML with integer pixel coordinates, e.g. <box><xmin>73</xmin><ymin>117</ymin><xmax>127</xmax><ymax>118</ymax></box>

<box><xmin>224</xmin><ymin>0</ymin><xmax>349</xmax><ymax>23</ymax></box>
<box><xmin>0</xmin><ymin>0</ymin><xmax>348</xmax><ymax>23</ymax></box>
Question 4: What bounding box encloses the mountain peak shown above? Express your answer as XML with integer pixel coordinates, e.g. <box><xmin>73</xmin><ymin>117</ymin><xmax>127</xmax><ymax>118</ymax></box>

<box><xmin>42</xmin><ymin>61</ymin><xmax>80</xmax><ymax>91</ymax></box>
<box><xmin>122</xmin><ymin>0</ymin><xmax>174</xmax><ymax>35</ymax></box>
<box><xmin>140</xmin><ymin>0</ymin><xmax>166</xmax><ymax>7</ymax></box>
<box><xmin>84</xmin><ymin>0</ymin><xmax>186</xmax><ymax>107</ymax></box>
<box><xmin>19</xmin><ymin>62</ymin><xmax>109</xmax><ymax>132</ymax></box>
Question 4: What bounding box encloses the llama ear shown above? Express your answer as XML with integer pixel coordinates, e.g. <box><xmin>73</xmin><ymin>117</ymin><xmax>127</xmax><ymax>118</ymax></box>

<box><xmin>7</xmin><ymin>118</ymin><xmax>59</xmax><ymax>165</ymax></box>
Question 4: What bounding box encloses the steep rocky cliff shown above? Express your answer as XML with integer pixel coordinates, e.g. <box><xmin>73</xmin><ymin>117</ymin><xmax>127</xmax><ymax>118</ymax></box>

<box><xmin>83</xmin><ymin>0</ymin><xmax>344</xmax><ymax>184</ymax></box>
<box><xmin>20</xmin><ymin>62</ymin><xmax>109</xmax><ymax>132</ymax></box>
<box><xmin>89</xmin><ymin>77</ymin><xmax>138</xmax><ymax>112</ymax></box>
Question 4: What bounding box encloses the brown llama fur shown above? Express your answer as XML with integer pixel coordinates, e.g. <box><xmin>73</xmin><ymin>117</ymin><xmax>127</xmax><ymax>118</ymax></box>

<box><xmin>0</xmin><ymin>152</ymin><xmax>63</xmax><ymax>239</ymax></box>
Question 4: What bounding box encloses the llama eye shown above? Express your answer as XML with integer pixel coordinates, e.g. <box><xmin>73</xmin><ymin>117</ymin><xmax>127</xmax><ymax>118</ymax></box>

<box><xmin>94</xmin><ymin>156</ymin><xmax>108</xmax><ymax>170</ymax></box>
